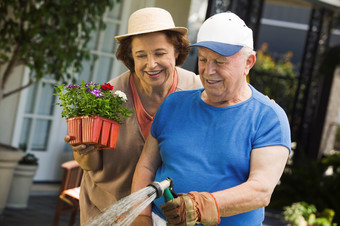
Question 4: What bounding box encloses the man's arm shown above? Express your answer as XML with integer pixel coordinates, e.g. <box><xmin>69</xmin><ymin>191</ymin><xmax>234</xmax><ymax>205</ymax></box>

<box><xmin>213</xmin><ymin>145</ymin><xmax>289</xmax><ymax>217</ymax></box>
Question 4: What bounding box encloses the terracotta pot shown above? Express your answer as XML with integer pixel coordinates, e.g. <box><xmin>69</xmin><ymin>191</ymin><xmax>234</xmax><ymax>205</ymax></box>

<box><xmin>66</xmin><ymin>116</ymin><xmax>82</xmax><ymax>145</ymax></box>
<box><xmin>66</xmin><ymin>116</ymin><xmax>120</xmax><ymax>149</ymax></box>
<box><xmin>104</xmin><ymin>119</ymin><xmax>120</xmax><ymax>149</ymax></box>
<box><xmin>81</xmin><ymin>115</ymin><xmax>103</xmax><ymax>144</ymax></box>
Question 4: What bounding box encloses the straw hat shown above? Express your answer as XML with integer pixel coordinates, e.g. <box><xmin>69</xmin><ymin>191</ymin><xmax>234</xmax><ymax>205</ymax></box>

<box><xmin>115</xmin><ymin>7</ymin><xmax>188</xmax><ymax>42</ymax></box>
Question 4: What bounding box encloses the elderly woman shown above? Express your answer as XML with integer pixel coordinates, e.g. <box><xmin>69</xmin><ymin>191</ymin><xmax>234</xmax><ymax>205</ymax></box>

<box><xmin>65</xmin><ymin>7</ymin><xmax>202</xmax><ymax>225</ymax></box>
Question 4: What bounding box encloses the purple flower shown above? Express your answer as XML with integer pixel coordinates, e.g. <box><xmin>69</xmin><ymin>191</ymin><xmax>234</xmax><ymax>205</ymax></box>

<box><xmin>66</xmin><ymin>84</ymin><xmax>80</xmax><ymax>89</ymax></box>
<box><xmin>85</xmin><ymin>81</ymin><xmax>98</xmax><ymax>87</ymax></box>
<box><xmin>91</xmin><ymin>88</ymin><xmax>105</xmax><ymax>97</ymax></box>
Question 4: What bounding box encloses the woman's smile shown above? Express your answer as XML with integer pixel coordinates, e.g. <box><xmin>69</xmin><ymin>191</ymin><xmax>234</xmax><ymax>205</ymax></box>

<box><xmin>145</xmin><ymin>69</ymin><xmax>164</xmax><ymax>78</ymax></box>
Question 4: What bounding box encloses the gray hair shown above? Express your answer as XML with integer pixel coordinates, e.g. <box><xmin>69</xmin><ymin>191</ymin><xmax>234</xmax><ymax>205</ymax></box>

<box><xmin>240</xmin><ymin>46</ymin><xmax>256</xmax><ymax>60</ymax></box>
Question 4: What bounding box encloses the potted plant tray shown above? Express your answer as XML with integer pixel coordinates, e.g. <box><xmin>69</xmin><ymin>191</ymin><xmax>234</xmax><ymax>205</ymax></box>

<box><xmin>67</xmin><ymin>115</ymin><xmax>120</xmax><ymax>149</ymax></box>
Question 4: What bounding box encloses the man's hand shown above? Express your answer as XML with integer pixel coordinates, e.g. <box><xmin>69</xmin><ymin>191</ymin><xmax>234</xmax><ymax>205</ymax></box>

<box><xmin>161</xmin><ymin>192</ymin><xmax>220</xmax><ymax>226</ymax></box>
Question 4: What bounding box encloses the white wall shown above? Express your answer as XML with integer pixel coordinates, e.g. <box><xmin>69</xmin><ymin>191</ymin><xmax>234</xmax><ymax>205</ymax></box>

<box><xmin>0</xmin><ymin>65</ymin><xmax>25</xmax><ymax>145</ymax></box>
<box><xmin>154</xmin><ymin>0</ymin><xmax>192</xmax><ymax>27</ymax></box>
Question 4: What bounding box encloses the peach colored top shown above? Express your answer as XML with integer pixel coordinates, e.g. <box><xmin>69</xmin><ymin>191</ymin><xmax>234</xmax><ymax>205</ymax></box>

<box><xmin>129</xmin><ymin>71</ymin><xmax>178</xmax><ymax>140</ymax></box>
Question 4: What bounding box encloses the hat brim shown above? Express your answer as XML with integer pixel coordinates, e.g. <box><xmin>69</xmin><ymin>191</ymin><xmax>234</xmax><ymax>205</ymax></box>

<box><xmin>115</xmin><ymin>27</ymin><xmax>188</xmax><ymax>42</ymax></box>
<box><xmin>190</xmin><ymin>41</ymin><xmax>243</xmax><ymax>56</ymax></box>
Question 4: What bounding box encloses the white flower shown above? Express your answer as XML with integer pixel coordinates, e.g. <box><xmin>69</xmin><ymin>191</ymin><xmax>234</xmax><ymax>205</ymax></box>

<box><xmin>114</xmin><ymin>90</ymin><xmax>128</xmax><ymax>102</ymax></box>
<box><xmin>35</xmin><ymin>1</ymin><xmax>44</xmax><ymax>9</ymax></box>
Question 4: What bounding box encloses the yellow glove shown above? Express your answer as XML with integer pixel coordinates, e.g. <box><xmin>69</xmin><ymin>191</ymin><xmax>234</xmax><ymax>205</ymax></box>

<box><xmin>161</xmin><ymin>191</ymin><xmax>220</xmax><ymax>226</ymax></box>
<box><xmin>130</xmin><ymin>215</ymin><xmax>153</xmax><ymax>226</ymax></box>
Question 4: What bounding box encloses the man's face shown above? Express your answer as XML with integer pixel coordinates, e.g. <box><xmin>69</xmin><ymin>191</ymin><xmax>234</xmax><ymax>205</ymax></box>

<box><xmin>197</xmin><ymin>47</ymin><xmax>251</xmax><ymax>106</ymax></box>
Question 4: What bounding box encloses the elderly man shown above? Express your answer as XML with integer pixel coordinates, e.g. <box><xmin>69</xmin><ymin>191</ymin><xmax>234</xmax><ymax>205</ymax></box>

<box><xmin>132</xmin><ymin>11</ymin><xmax>291</xmax><ymax>226</ymax></box>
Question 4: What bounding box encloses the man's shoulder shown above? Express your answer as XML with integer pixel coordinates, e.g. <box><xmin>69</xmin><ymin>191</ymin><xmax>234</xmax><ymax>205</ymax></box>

<box><xmin>250</xmin><ymin>85</ymin><xmax>289</xmax><ymax>123</ymax></box>
<box><xmin>251</xmin><ymin>86</ymin><xmax>278</xmax><ymax>107</ymax></box>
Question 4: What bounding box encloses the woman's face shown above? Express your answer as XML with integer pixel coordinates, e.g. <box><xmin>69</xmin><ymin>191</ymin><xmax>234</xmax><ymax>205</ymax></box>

<box><xmin>131</xmin><ymin>32</ymin><xmax>178</xmax><ymax>88</ymax></box>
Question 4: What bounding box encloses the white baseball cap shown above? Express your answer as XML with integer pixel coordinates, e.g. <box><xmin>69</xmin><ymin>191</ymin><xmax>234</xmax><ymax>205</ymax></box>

<box><xmin>190</xmin><ymin>11</ymin><xmax>253</xmax><ymax>56</ymax></box>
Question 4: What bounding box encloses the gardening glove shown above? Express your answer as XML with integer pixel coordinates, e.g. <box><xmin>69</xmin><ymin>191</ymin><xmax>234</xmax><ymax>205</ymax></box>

<box><xmin>130</xmin><ymin>215</ymin><xmax>153</xmax><ymax>226</ymax></box>
<box><xmin>161</xmin><ymin>191</ymin><xmax>220</xmax><ymax>226</ymax></box>
<box><xmin>64</xmin><ymin>135</ymin><xmax>100</xmax><ymax>155</ymax></box>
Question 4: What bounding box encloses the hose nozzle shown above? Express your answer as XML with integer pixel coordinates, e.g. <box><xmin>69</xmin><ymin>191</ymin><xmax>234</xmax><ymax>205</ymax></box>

<box><xmin>148</xmin><ymin>177</ymin><xmax>176</xmax><ymax>200</ymax></box>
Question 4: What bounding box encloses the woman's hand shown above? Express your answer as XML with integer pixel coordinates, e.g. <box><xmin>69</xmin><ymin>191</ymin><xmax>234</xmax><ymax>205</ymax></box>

<box><xmin>64</xmin><ymin>135</ymin><xmax>103</xmax><ymax>171</ymax></box>
<box><xmin>64</xmin><ymin>135</ymin><xmax>101</xmax><ymax>155</ymax></box>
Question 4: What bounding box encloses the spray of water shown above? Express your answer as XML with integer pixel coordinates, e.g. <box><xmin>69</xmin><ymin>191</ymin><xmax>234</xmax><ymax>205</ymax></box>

<box><xmin>88</xmin><ymin>186</ymin><xmax>157</xmax><ymax>226</ymax></box>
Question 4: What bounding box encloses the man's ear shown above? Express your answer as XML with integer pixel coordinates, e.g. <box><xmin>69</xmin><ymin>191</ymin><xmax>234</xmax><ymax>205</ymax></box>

<box><xmin>245</xmin><ymin>54</ymin><xmax>256</xmax><ymax>76</ymax></box>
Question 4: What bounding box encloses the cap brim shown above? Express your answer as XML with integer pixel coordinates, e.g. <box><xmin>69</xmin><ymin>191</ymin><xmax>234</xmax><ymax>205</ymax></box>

<box><xmin>115</xmin><ymin>27</ymin><xmax>188</xmax><ymax>42</ymax></box>
<box><xmin>190</xmin><ymin>41</ymin><xmax>243</xmax><ymax>56</ymax></box>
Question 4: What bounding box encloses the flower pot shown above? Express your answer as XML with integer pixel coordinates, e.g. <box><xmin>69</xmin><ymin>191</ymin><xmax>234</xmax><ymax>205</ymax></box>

<box><xmin>0</xmin><ymin>144</ymin><xmax>24</xmax><ymax>214</ymax></box>
<box><xmin>103</xmin><ymin>118</ymin><xmax>120</xmax><ymax>149</ymax></box>
<box><xmin>81</xmin><ymin>115</ymin><xmax>103</xmax><ymax>144</ymax></box>
<box><xmin>6</xmin><ymin>164</ymin><xmax>38</xmax><ymax>209</ymax></box>
<box><xmin>66</xmin><ymin>116</ymin><xmax>120</xmax><ymax>149</ymax></box>
<box><xmin>66</xmin><ymin>116</ymin><xmax>82</xmax><ymax>145</ymax></box>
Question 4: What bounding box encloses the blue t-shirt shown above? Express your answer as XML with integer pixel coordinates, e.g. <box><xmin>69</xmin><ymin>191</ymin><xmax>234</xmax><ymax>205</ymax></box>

<box><xmin>151</xmin><ymin>85</ymin><xmax>291</xmax><ymax>225</ymax></box>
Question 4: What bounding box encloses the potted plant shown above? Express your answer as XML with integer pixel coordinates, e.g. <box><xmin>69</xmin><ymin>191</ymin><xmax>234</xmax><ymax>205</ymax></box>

<box><xmin>0</xmin><ymin>143</ymin><xmax>24</xmax><ymax>214</ymax></box>
<box><xmin>283</xmin><ymin>201</ymin><xmax>337</xmax><ymax>226</ymax></box>
<box><xmin>54</xmin><ymin>80</ymin><xmax>133</xmax><ymax>149</ymax></box>
<box><xmin>6</xmin><ymin>144</ymin><xmax>39</xmax><ymax>209</ymax></box>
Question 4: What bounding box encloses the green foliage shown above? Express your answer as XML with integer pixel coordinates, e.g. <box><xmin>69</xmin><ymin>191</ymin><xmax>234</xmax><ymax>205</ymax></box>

<box><xmin>18</xmin><ymin>143</ymin><xmax>38</xmax><ymax>165</ymax></box>
<box><xmin>0</xmin><ymin>0</ymin><xmax>118</xmax><ymax>100</ymax></box>
<box><xmin>270</xmin><ymin>152</ymin><xmax>340</xmax><ymax>224</ymax></box>
<box><xmin>19</xmin><ymin>153</ymin><xmax>39</xmax><ymax>166</ymax></box>
<box><xmin>54</xmin><ymin>80</ymin><xmax>134</xmax><ymax>124</ymax></box>
<box><xmin>283</xmin><ymin>202</ymin><xmax>316</xmax><ymax>225</ymax></box>
<box><xmin>250</xmin><ymin>43</ymin><xmax>298</xmax><ymax>119</ymax></box>
<box><xmin>253</xmin><ymin>43</ymin><xmax>297</xmax><ymax>77</ymax></box>
<box><xmin>321</xmin><ymin>151</ymin><xmax>340</xmax><ymax>173</ymax></box>
<box><xmin>283</xmin><ymin>202</ymin><xmax>337</xmax><ymax>226</ymax></box>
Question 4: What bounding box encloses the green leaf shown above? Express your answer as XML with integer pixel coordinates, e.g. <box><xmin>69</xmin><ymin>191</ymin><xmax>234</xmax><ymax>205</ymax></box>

<box><xmin>1</xmin><ymin>0</ymin><xmax>118</xmax><ymax>99</ymax></box>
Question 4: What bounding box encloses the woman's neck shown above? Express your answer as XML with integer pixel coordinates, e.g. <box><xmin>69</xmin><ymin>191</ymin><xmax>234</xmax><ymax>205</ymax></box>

<box><xmin>133</xmin><ymin>73</ymin><xmax>173</xmax><ymax>100</ymax></box>
<box><xmin>132</xmin><ymin>72</ymin><xmax>174</xmax><ymax>115</ymax></box>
